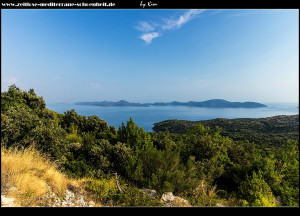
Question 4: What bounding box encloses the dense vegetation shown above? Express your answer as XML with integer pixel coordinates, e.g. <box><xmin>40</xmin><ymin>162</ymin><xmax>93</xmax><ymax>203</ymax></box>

<box><xmin>1</xmin><ymin>85</ymin><xmax>299</xmax><ymax>207</ymax></box>
<box><xmin>153</xmin><ymin>116</ymin><xmax>299</xmax><ymax>147</ymax></box>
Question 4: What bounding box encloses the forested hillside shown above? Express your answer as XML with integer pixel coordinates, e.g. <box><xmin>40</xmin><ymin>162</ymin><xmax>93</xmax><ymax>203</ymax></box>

<box><xmin>153</xmin><ymin>115</ymin><xmax>299</xmax><ymax>147</ymax></box>
<box><xmin>1</xmin><ymin>85</ymin><xmax>299</xmax><ymax>207</ymax></box>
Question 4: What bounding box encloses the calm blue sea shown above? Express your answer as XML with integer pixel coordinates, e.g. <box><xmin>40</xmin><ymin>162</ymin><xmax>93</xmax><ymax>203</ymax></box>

<box><xmin>46</xmin><ymin>103</ymin><xmax>299</xmax><ymax>132</ymax></box>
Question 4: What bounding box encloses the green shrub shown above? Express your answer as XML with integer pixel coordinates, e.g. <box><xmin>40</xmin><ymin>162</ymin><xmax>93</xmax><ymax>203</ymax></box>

<box><xmin>66</xmin><ymin>133</ymin><xmax>83</xmax><ymax>143</ymax></box>
<box><xmin>85</xmin><ymin>178</ymin><xmax>119</xmax><ymax>205</ymax></box>
<box><xmin>239</xmin><ymin>171</ymin><xmax>277</xmax><ymax>207</ymax></box>
<box><xmin>183</xmin><ymin>180</ymin><xmax>218</xmax><ymax>206</ymax></box>
<box><xmin>115</xmin><ymin>186</ymin><xmax>162</xmax><ymax>207</ymax></box>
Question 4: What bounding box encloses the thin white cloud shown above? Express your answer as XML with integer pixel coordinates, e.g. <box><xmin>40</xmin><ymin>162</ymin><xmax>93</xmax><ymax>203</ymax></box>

<box><xmin>136</xmin><ymin>9</ymin><xmax>206</xmax><ymax>44</ymax></box>
<box><xmin>162</xmin><ymin>9</ymin><xmax>205</xmax><ymax>30</ymax></box>
<box><xmin>140</xmin><ymin>32</ymin><xmax>161</xmax><ymax>44</ymax></box>
<box><xmin>135</xmin><ymin>21</ymin><xmax>155</xmax><ymax>32</ymax></box>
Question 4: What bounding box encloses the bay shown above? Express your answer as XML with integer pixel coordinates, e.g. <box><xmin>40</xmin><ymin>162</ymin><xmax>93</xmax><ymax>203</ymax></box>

<box><xmin>46</xmin><ymin>103</ymin><xmax>299</xmax><ymax>132</ymax></box>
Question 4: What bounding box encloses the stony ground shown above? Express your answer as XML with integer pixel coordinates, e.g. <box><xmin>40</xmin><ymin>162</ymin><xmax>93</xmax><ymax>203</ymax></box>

<box><xmin>1</xmin><ymin>187</ymin><xmax>96</xmax><ymax>207</ymax></box>
<box><xmin>1</xmin><ymin>195</ymin><xmax>16</xmax><ymax>207</ymax></box>
<box><xmin>1</xmin><ymin>186</ymin><xmax>192</xmax><ymax>207</ymax></box>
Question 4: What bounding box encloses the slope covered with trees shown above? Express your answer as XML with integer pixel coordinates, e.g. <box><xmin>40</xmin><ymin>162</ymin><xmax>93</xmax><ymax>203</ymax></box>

<box><xmin>1</xmin><ymin>85</ymin><xmax>299</xmax><ymax>207</ymax></box>
<box><xmin>153</xmin><ymin>115</ymin><xmax>299</xmax><ymax>147</ymax></box>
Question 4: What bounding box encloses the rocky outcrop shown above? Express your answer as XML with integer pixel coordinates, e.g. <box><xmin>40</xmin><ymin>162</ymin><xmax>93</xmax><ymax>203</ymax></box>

<box><xmin>2</xmin><ymin>185</ymin><xmax>192</xmax><ymax>207</ymax></box>
<box><xmin>1</xmin><ymin>195</ymin><xmax>16</xmax><ymax>207</ymax></box>
<box><xmin>140</xmin><ymin>189</ymin><xmax>157</xmax><ymax>198</ymax></box>
<box><xmin>1</xmin><ymin>187</ymin><xmax>96</xmax><ymax>207</ymax></box>
<box><xmin>139</xmin><ymin>189</ymin><xmax>190</xmax><ymax>207</ymax></box>
<box><xmin>161</xmin><ymin>192</ymin><xmax>190</xmax><ymax>207</ymax></box>
<box><xmin>45</xmin><ymin>189</ymin><xmax>95</xmax><ymax>207</ymax></box>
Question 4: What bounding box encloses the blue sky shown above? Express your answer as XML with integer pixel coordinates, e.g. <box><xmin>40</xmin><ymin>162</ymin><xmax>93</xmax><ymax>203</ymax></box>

<box><xmin>1</xmin><ymin>9</ymin><xmax>299</xmax><ymax>103</ymax></box>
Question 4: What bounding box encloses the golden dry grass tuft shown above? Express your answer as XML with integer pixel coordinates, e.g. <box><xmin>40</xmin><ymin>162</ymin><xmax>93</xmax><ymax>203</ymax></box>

<box><xmin>1</xmin><ymin>146</ymin><xmax>83</xmax><ymax>206</ymax></box>
<box><xmin>172</xmin><ymin>198</ymin><xmax>191</xmax><ymax>207</ymax></box>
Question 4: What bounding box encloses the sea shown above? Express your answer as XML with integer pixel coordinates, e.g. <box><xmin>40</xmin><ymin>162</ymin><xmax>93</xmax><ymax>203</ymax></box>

<box><xmin>46</xmin><ymin>103</ymin><xmax>299</xmax><ymax>132</ymax></box>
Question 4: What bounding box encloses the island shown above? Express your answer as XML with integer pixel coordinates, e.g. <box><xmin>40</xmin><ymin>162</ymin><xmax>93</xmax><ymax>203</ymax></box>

<box><xmin>75</xmin><ymin>99</ymin><xmax>267</xmax><ymax>108</ymax></box>
<box><xmin>75</xmin><ymin>100</ymin><xmax>148</xmax><ymax>107</ymax></box>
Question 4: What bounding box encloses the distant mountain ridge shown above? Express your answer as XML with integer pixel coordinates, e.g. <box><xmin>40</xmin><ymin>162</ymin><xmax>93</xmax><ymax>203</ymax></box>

<box><xmin>75</xmin><ymin>99</ymin><xmax>267</xmax><ymax>108</ymax></box>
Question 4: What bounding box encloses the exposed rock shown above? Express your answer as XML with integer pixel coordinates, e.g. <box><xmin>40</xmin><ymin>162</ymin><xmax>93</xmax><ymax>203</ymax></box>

<box><xmin>1</xmin><ymin>195</ymin><xmax>15</xmax><ymax>207</ymax></box>
<box><xmin>46</xmin><ymin>189</ymin><xmax>95</xmax><ymax>207</ymax></box>
<box><xmin>1</xmin><ymin>184</ymin><xmax>96</xmax><ymax>207</ymax></box>
<box><xmin>161</xmin><ymin>192</ymin><xmax>176</xmax><ymax>203</ymax></box>
<box><xmin>76</xmin><ymin>195</ymin><xmax>86</xmax><ymax>206</ymax></box>
<box><xmin>161</xmin><ymin>192</ymin><xmax>190</xmax><ymax>207</ymax></box>
<box><xmin>61</xmin><ymin>189</ymin><xmax>96</xmax><ymax>207</ymax></box>
<box><xmin>216</xmin><ymin>203</ymin><xmax>224</xmax><ymax>207</ymax></box>
<box><xmin>88</xmin><ymin>201</ymin><xmax>95</xmax><ymax>207</ymax></box>
<box><xmin>141</xmin><ymin>189</ymin><xmax>157</xmax><ymax>198</ymax></box>
<box><xmin>173</xmin><ymin>196</ymin><xmax>189</xmax><ymax>206</ymax></box>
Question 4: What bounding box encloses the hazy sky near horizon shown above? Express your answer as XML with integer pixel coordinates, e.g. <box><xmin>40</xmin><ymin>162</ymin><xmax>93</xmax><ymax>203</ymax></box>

<box><xmin>2</xmin><ymin>9</ymin><xmax>299</xmax><ymax>103</ymax></box>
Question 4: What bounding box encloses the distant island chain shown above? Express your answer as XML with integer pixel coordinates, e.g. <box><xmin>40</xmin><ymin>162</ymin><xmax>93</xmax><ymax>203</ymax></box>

<box><xmin>75</xmin><ymin>99</ymin><xmax>267</xmax><ymax>108</ymax></box>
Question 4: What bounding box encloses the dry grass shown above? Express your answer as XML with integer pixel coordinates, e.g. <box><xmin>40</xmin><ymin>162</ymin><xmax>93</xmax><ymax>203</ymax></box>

<box><xmin>172</xmin><ymin>198</ymin><xmax>191</xmax><ymax>207</ymax></box>
<box><xmin>1</xmin><ymin>146</ymin><xmax>79</xmax><ymax>206</ymax></box>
